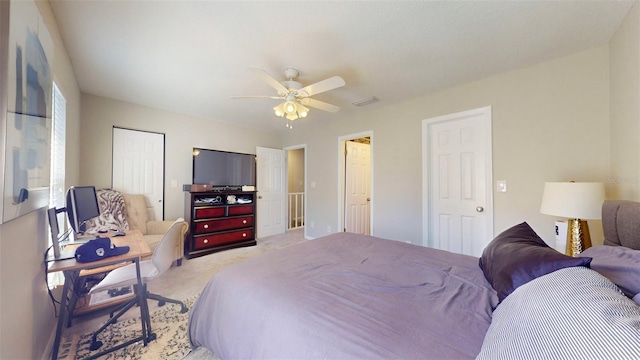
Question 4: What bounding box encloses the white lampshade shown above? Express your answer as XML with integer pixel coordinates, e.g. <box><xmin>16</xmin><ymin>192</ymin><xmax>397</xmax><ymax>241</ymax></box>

<box><xmin>540</xmin><ymin>182</ymin><xmax>605</xmax><ymax>220</ymax></box>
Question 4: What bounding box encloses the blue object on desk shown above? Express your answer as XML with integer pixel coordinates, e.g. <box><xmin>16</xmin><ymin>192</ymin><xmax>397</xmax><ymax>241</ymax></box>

<box><xmin>74</xmin><ymin>238</ymin><xmax>130</xmax><ymax>263</ymax></box>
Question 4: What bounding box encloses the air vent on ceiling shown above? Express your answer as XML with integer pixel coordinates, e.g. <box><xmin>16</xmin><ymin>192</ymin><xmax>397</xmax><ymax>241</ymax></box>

<box><xmin>352</xmin><ymin>96</ymin><xmax>379</xmax><ymax>107</ymax></box>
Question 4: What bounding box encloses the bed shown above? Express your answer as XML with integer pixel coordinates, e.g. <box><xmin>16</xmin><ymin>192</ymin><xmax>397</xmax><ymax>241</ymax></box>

<box><xmin>188</xmin><ymin>200</ymin><xmax>640</xmax><ymax>359</ymax></box>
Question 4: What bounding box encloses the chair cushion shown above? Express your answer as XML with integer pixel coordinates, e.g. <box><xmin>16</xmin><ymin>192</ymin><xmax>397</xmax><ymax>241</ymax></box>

<box><xmin>123</xmin><ymin>194</ymin><xmax>150</xmax><ymax>235</ymax></box>
<box><xmin>144</xmin><ymin>234</ymin><xmax>164</xmax><ymax>252</ymax></box>
<box><xmin>89</xmin><ymin>260</ymin><xmax>160</xmax><ymax>294</ymax></box>
<box><xmin>85</xmin><ymin>189</ymin><xmax>130</xmax><ymax>234</ymax></box>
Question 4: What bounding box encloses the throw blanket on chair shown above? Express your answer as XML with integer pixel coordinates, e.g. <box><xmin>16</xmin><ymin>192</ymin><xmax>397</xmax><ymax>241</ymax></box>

<box><xmin>85</xmin><ymin>189</ymin><xmax>130</xmax><ymax>234</ymax></box>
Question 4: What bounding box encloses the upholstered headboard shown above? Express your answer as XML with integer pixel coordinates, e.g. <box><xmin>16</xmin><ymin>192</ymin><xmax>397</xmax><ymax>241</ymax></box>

<box><xmin>602</xmin><ymin>200</ymin><xmax>640</xmax><ymax>250</ymax></box>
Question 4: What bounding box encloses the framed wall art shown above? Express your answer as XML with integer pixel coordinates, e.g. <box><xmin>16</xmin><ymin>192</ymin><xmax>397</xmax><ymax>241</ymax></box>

<box><xmin>0</xmin><ymin>0</ymin><xmax>53</xmax><ymax>224</ymax></box>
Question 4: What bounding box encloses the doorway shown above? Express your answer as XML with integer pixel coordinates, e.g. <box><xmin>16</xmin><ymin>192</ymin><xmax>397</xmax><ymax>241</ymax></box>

<box><xmin>421</xmin><ymin>106</ymin><xmax>493</xmax><ymax>256</ymax></box>
<box><xmin>286</xmin><ymin>146</ymin><xmax>306</xmax><ymax>230</ymax></box>
<box><xmin>338</xmin><ymin>131</ymin><xmax>373</xmax><ymax>235</ymax></box>
<box><xmin>255</xmin><ymin>146</ymin><xmax>286</xmax><ymax>238</ymax></box>
<box><xmin>111</xmin><ymin>127</ymin><xmax>165</xmax><ymax>220</ymax></box>
<box><xmin>256</xmin><ymin>145</ymin><xmax>307</xmax><ymax>239</ymax></box>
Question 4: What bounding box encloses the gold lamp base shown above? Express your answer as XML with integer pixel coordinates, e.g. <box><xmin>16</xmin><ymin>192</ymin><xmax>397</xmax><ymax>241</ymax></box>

<box><xmin>566</xmin><ymin>219</ymin><xmax>592</xmax><ymax>257</ymax></box>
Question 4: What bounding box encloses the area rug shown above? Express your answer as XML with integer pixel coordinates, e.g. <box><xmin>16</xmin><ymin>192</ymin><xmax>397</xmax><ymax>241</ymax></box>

<box><xmin>58</xmin><ymin>295</ymin><xmax>199</xmax><ymax>360</ymax></box>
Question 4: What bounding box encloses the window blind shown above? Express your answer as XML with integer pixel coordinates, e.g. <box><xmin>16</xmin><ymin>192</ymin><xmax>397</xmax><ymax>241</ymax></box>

<box><xmin>48</xmin><ymin>83</ymin><xmax>67</xmax><ymax>287</ymax></box>
<box><xmin>50</xmin><ymin>83</ymin><xmax>66</xmax><ymax>224</ymax></box>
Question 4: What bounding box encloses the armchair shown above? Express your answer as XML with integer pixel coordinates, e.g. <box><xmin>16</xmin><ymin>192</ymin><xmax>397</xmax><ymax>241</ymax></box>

<box><xmin>86</xmin><ymin>189</ymin><xmax>188</xmax><ymax>266</ymax></box>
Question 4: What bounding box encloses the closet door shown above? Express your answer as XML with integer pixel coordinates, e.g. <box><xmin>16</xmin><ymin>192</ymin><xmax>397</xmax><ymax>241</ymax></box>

<box><xmin>112</xmin><ymin>127</ymin><xmax>165</xmax><ymax>220</ymax></box>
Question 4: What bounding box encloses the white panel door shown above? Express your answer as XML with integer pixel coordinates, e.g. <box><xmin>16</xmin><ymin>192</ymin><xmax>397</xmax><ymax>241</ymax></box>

<box><xmin>345</xmin><ymin>141</ymin><xmax>370</xmax><ymax>235</ymax></box>
<box><xmin>423</xmin><ymin>107</ymin><xmax>493</xmax><ymax>257</ymax></box>
<box><xmin>256</xmin><ymin>146</ymin><xmax>286</xmax><ymax>238</ymax></box>
<box><xmin>112</xmin><ymin>128</ymin><xmax>164</xmax><ymax>220</ymax></box>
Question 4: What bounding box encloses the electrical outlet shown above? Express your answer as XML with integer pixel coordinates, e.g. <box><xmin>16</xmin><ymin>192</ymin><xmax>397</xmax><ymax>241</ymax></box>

<box><xmin>327</xmin><ymin>225</ymin><xmax>331</xmax><ymax>233</ymax></box>
<box><xmin>310</xmin><ymin>221</ymin><xmax>315</xmax><ymax>228</ymax></box>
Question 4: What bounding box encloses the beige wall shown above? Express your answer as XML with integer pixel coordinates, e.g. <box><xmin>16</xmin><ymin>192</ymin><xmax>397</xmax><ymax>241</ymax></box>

<box><xmin>284</xmin><ymin>45</ymin><xmax>611</xmax><ymax>246</ymax></box>
<box><xmin>79</xmin><ymin>95</ymin><xmax>282</xmax><ymax>220</ymax></box>
<box><xmin>610</xmin><ymin>2</ymin><xmax>640</xmax><ymax>200</ymax></box>
<box><xmin>1</xmin><ymin>1</ymin><xmax>638</xmax><ymax>358</ymax></box>
<box><xmin>0</xmin><ymin>1</ymin><xmax>81</xmax><ymax>359</ymax></box>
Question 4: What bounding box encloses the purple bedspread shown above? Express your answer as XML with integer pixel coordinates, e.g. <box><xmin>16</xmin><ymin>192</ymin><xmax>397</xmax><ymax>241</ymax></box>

<box><xmin>188</xmin><ymin>232</ymin><xmax>498</xmax><ymax>359</ymax></box>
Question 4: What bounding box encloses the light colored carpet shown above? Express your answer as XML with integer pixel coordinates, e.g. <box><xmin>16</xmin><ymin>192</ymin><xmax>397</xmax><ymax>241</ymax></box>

<box><xmin>58</xmin><ymin>228</ymin><xmax>305</xmax><ymax>359</ymax></box>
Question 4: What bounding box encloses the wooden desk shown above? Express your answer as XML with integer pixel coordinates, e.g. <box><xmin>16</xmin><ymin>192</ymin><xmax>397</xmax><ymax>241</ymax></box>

<box><xmin>48</xmin><ymin>230</ymin><xmax>152</xmax><ymax>360</ymax></box>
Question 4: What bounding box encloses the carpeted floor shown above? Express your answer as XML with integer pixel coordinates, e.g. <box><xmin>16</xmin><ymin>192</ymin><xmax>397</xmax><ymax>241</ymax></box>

<box><xmin>57</xmin><ymin>228</ymin><xmax>305</xmax><ymax>359</ymax></box>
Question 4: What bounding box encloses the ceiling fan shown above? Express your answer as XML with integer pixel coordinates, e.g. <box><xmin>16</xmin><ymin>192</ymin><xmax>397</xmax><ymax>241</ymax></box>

<box><xmin>232</xmin><ymin>68</ymin><xmax>345</xmax><ymax>127</ymax></box>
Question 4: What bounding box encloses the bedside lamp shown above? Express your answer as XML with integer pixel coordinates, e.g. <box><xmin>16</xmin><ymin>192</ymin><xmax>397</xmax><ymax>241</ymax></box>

<box><xmin>540</xmin><ymin>182</ymin><xmax>605</xmax><ymax>256</ymax></box>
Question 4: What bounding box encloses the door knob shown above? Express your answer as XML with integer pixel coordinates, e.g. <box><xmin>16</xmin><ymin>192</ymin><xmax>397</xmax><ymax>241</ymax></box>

<box><xmin>476</xmin><ymin>206</ymin><xmax>484</xmax><ymax>213</ymax></box>
<box><xmin>258</xmin><ymin>195</ymin><xmax>262</xmax><ymax>199</ymax></box>
<box><xmin>367</xmin><ymin>198</ymin><xmax>371</xmax><ymax>201</ymax></box>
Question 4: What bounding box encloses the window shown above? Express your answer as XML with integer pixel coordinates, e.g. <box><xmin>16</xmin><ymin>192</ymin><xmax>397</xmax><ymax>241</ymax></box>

<box><xmin>48</xmin><ymin>83</ymin><xmax>66</xmax><ymax>287</ymax></box>
<box><xmin>49</xmin><ymin>82</ymin><xmax>66</xmax><ymax>227</ymax></box>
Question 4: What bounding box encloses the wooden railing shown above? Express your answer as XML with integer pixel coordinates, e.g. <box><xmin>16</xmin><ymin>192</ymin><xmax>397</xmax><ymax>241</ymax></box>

<box><xmin>288</xmin><ymin>192</ymin><xmax>305</xmax><ymax>229</ymax></box>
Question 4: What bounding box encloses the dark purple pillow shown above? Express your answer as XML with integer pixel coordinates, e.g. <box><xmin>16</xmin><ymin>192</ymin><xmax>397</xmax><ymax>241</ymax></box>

<box><xmin>479</xmin><ymin>222</ymin><xmax>592</xmax><ymax>302</ymax></box>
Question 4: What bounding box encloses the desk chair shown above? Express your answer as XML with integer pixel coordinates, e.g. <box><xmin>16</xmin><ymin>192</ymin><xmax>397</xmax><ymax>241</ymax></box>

<box><xmin>86</xmin><ymin>219</ymin><xmax>189</xmax><ymax>351</ymax></box>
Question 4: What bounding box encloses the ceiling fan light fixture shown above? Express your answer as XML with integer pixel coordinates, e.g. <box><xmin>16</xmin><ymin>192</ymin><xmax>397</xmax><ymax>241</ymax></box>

<box><xmin>235</xmin><ymin>68</ymin><xmax>345</xmax><ymax>126</ymax></box>
<box><xmin>273</xmin><ymin>103</ymin><xmax>285</xmax><ymax>117</ymax></box>
<box><xmin>284</xmin><ymin>101</ymin><xmax>297</xmax><ymax>114</ymax></box>
<box><xmin>297</xmin><ymin>104</ymin><xmax>309</xmax><ymax>118</ymax></box>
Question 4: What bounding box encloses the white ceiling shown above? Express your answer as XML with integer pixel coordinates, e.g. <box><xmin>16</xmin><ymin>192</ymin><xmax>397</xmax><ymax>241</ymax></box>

<box><xmin>49</xmin><ymin>0</ymin><xmax>634</xmax><ymax>133</ymax></box>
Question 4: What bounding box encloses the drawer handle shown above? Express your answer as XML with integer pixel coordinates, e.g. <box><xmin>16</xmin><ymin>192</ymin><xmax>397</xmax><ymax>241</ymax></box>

<box><xmin>242</xmin><ymin>220</ymin><xmax>247</xmax><ymax>224</ymax></box>
<box><xmin>203</xmin><ymin>239</ymin><xmax>209</xmax><ymax>244</ymax></box>
<box><xmin>242</xmin><ymin>233</ymin><xmax>247</xmax><ymax>237</ymax></box>
<box><xmin>204</xmin><ymin>224</ymin><xmax>209</xmax><ymax>229</ymax></box>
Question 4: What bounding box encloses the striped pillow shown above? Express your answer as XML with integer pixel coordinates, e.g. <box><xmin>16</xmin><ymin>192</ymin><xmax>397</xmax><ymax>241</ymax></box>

<box><xmin>476</xmin><ymin>267</ymin><xmax>640</xmax><ymax>360</ymax></box>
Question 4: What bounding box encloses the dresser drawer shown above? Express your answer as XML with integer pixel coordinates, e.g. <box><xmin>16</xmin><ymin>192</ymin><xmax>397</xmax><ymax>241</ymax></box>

<box><xmin>194</xmin><ymin>207</ymin><xmax>225</xmax><ymax>219</ymax></box>
<box><xmin>228</xmin><ymin>205</ymin><xmax>253</xmax><ymax>216</ymax></box>
<box><xmin>194</xmin><ymin>216</ymin><xmax>253</xmax><ymax>234</ymax></box>
<box><xmin>193</xmin><ymin>229</ymin><xmax>254</xmax><ymax>250</ymax></box>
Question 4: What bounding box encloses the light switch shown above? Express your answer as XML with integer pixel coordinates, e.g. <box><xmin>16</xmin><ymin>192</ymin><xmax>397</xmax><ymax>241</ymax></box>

<box><xmin>170</xmin><ymin>180</ymin><xmax>178</xmax><ymax>188</ymax></box>
<box><xmin>497</xmin><ymin>180</ymin><xmax>507</xmax><ymax>193</ymax></box>
<box><xmin>311</xmin><ymin>181</ymin><xmax>317</xmax><ymax>189</ymax></box>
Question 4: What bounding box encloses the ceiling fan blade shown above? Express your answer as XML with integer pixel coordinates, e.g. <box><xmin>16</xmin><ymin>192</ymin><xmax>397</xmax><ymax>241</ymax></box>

<box><xmin>298</xmin><ymin>76</ymin><xmax>345</xmax><ymax>97</ymax></box>
<box><xmin>250</xmin><ymin>67</ymin><xmax>289</xmax><ymax>96</ymax></box>
<box><xmin>230</xmin><ymin>95</ymin><xmax>282</xmax><ymax>99</ymax></box>
<box><xmin>300</xmin><ymin>98</ymin><xmax>340</xmax><ymax>113</ymax></box>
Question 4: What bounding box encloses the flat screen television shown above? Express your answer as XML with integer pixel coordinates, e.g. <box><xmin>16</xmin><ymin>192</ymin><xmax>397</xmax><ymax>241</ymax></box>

<box><xmin>192</xmin><ymin>148</ymin><xmax>256</xmax><ymax>187</ymax></box>
<box><xmin>66</xmin><ymin>185</ymin><xmax>101</xmax><ymax>234</ymax></box>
